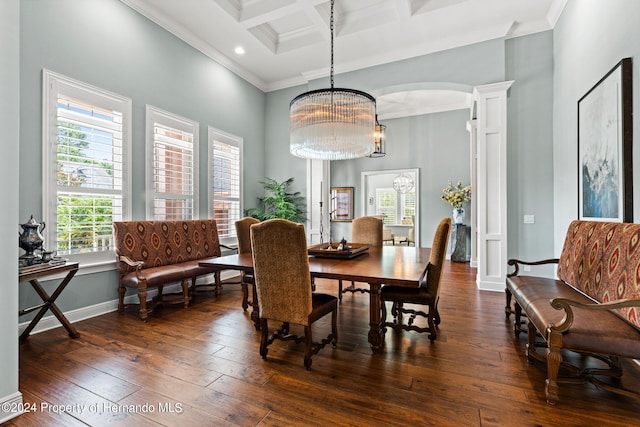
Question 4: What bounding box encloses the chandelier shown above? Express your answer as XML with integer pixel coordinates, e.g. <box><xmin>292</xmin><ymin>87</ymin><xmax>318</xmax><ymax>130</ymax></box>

<box><xmin>289</xmin><ymin>0</ymin><xmax>376</xmax><ymax>160</ymax></box>
<box><xmin>393</xmin><ymin>173</ymin><xmax>414</xmax><ymax>194</ymax></box>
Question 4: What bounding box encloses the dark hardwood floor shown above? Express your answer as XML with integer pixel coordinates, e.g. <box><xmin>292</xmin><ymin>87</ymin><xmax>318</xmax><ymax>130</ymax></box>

<box><xmin>5</xmin><ymin>261</ymin><xmax>640</xmax><ymax>426</ymax></box>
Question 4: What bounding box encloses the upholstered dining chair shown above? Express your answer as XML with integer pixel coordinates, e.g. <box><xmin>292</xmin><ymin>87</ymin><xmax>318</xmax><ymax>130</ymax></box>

<box><xmin>399</xmin><ymin>215</ymin><xmax>415</xmax><ymax>246</ymax></box>
<box><xmin>380</xmin><ymin>217</ymin><xmax>451</xmax><ymax>341</ymax></box>
<box><xmin>339</xmin><ymin>215</ymin><xmax>383</xmax><ymax>301</ymax></box>
<box><xmin>251</xmin><ymin>219</ymin><xmax>338</xmax><ymax>369</ymax></box>
<box><xmin>235</xmin><ymin>217</ymin><xmax>260</xmax><ymax>314</ymax></box>
<box><xmin>382</xmin><ymin>228</ymin><xmax>395</xmax><ymax>245</ymax></box>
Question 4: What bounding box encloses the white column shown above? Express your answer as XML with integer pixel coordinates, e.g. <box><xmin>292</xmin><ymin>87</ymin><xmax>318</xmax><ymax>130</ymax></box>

<box><xmin>306</xmin><ymin>159</ymin><xmax>330</xmax><ymax>245</ymax></box>
<box><xmin>466</xmin><ymin>119</ymin><xmax>478</xmax><ymax>268</ymax></box>
<box><xmin>473</xmin><ymin>81</ymin><xmax>513</xmax><ymax>291</ymax></box>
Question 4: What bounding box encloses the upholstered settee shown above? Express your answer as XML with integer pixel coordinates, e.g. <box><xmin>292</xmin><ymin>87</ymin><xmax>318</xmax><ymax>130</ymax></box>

<box><xmin>113</xmin><ymin>220</ymin><xmax>222</xmax><ymax>320</ymax></box>
<box><xmin>506</xmin><ymin>220</ymin><xmax>640</xmax><ymax>405</ymax></box>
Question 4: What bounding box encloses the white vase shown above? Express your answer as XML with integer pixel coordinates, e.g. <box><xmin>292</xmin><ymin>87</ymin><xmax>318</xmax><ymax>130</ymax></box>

<box><xmin>453</xmin><ymin>208</ymin><xmax>464</xmax><ymax>225</ymax></box>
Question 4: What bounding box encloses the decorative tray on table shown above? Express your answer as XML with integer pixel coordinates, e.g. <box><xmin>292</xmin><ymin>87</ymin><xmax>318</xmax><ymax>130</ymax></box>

<box><xmin>307</xmin><ymin>242</ymin><xmax>370</xmax><ymax>259</ymax></box>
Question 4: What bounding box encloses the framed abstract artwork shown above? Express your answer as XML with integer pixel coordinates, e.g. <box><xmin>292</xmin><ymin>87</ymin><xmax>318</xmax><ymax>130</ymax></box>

<box><xmin>578</xmin><ymin>57</ymin><xmax>633</xmax><ymax>222</ymax></box>
<box><xmin>330</xmin><ymin>187</ymin><xmax>354</xmax><ymax>222</ymax></box>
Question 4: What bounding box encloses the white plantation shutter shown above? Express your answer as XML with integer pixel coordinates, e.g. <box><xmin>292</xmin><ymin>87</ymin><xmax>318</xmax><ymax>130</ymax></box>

<box><xmin>146</xmin><ymin>106</ymin><xmax>198</xmax><ymax>220</ymax></box>
<box><xmin>376</xmin><ymin>189</ymin><xmax>396</xmax><ymax>225</ymax></box>
<box><xmin>402</xmin><ymin>191</ymin><xmax>416</xmax><ymax>220</ymax></box>
<box><xmin>43</xmin><ymin>70</ymin><xmax>131</xmax><ymax>261</ymax></box>
<box><xmin>209</xmin><ymin>127</ymin><xmax>243</xmax><ymax>243</ymax></box>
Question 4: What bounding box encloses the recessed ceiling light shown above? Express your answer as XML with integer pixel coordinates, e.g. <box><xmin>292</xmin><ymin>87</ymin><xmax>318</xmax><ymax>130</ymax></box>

<box><xmin>234</xmin><ymin>46</ymin><xmax>245</xmax><ymax>55</ymax></box>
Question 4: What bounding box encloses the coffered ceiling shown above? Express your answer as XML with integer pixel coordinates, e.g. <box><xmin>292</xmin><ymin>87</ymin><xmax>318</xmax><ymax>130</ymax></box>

<box><xmin>121</xmin><ymin>0</ymin><xmax>567</xmax><ymax>93</ymax></box>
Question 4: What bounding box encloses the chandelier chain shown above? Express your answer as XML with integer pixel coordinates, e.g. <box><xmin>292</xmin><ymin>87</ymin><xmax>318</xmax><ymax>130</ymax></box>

<box><xmin>330</xmin><ymin>0</ymin><xmax>334</xmax><ymax>89</ymax></box>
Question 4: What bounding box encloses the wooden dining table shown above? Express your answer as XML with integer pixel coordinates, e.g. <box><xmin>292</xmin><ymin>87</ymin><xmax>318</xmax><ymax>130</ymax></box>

<box><xmin>199</xmin><ymin>245</ymin><xmax>431</xmax><ymax>353</ymax></box>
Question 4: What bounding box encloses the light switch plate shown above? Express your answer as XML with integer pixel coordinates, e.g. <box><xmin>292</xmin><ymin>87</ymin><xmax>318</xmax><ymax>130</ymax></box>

<box><xmin>524</xmin><ymin>215</ymin><xmax>535</xmax><ymax>224</ymax></box>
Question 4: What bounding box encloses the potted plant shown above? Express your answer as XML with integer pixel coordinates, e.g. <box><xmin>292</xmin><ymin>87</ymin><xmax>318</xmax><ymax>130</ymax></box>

<box><xmin>441</xmin><ymin>180</ymin><xmax>472</xmax><ymax>225</ymax></box>
<box><xmin>245</xmin><ymin>177</ymin><xmax>306</xmax><ymax>223</ymax></box>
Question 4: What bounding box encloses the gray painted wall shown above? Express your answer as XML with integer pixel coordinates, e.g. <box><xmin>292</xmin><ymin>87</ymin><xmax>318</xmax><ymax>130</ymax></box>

<box><xmin>1</xmin><ymin>0</ymin><xmax>21</xmax><ymax>417</ymax></box>
<box><xmin>18</xmin><ymin>0</ymin><xmax>266</xmax><ymax>314</ymax></box>
<box><xmin>505</xmin><ymin>31</ymin><xmax>555</xmax><ymax>276</ymax></box>
<box><xmin>553</xmin><ymin>0</ymin><xmax>640</xmax><ymax>253</ymax></box>
<box><xmin>331</xmin><ymin>110</ymin><xmax>471</xmax><ymax>247</ymax></box>
<box><xmin>264</xmin><ymin>35</ymin><xmax>556</xmax><ymax>266</ymax></box>
<box><xmin>264</xmin><ymin>38</ymin><xmax>506</xmax><ymax>200</ymax></box>
<box><xmin>11</xmin><ymin>0</ymin><xmax>635</xmax><ymax>412</ymax></box>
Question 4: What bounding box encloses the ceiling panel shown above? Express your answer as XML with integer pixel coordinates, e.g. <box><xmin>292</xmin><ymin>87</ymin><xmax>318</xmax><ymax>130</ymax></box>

<box><xmin>121</xmin><ymin>0</ymin><xmax>567</xmax><ymax>93</ymax></box>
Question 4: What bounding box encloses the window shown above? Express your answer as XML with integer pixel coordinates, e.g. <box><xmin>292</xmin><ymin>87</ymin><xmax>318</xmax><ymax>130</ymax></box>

<box><xmin>42</xmin><ymin>70</ymin><xmax>131</xmax><ymax>264</ymax></box>
<box><xmin>146</xmin><ymin>106</ymin><xmax>198</xmax><ymax>220</ymax></box>
<box><xmin>401</xmin><ymin>191</ymin><xmax>416</xmax><ymax>221</ymax></box>
<box><xmin>376</xmin><ymin>189</ymin><xmax>416</xmax><ymax>225</ymax></box>
<box><xmin>209</xmin><ymin>127</ymin><xmax>242</xmax><ymax>245</ymax></box>
<box><xmin>376</xmin><ymin>188</ymin><xmax>397</xmax><ymax>224</ymax></box>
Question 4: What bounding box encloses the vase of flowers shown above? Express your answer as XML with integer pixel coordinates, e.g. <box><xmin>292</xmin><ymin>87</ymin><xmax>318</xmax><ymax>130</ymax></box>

<box><xmin>441</xmin><ymin>181</ymin><xmax>472</xmax><ymax>225</ymax></box>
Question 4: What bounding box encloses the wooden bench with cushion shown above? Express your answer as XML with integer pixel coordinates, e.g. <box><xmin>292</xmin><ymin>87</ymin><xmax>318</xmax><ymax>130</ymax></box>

<box><xmin>506</xmin><ymin>220</ymin><xmax>640</xmax><ymax>405</ymax></box>
<box><xmin>113</xmin><ymin>220</ymin><xmax>222</xmax><ymax>320</ymax></box>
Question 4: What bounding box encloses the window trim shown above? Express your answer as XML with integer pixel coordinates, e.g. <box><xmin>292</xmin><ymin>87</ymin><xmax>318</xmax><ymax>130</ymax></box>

<box><xmin>42</xmin><ymin>69</ymin><xmax>132</xmax><ymax>267</ymax></box>
<box><xmin>145</xmin><ymin>105</ymin><xmax>199</xmax><ymax>220</ymax></box>
<box><xmin>208</xmin><ymin>126</ymin><xmax>243</xmax><ymax>247</ymax></box>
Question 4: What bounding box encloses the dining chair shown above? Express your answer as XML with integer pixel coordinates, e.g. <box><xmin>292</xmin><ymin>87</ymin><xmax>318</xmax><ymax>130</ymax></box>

<box><xmin>339</xmin><ymin>215</ymin><xmax>383</xmax><ymax>301</ymax></box>
<box><xmin>382</xmin><ymin>228</ymin><xmax>395</xmax><ymax>245</ymax></box>
<box><xmin>251</xmin><ymin>219</ymin><xmax>338</xmax><ymax>369</ymax></box>
<box><xmin>380</xmin><ymin>217</ymin><xmax>451</xmax><ymax>341</ymax></box>
<box><xmin>399</xmin><ymin>215</ymin><xmax>415</xmax><ymax>246</ymax></box>
<box><xmin>235</xmin><ymin>217</ymin><xmax>260</xmax><ymax>314</ymax></box>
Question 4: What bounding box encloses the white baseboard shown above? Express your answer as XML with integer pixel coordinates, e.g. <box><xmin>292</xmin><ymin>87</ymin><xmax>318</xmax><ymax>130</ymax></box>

<box><xmin>475</xmin><ymin>279</ymin><xmax>504</xmax><ymax>292</ymax></box>
<box><xmin>19</xmin><ymin>271</ymin><xmax>241</xmax><ymax>336</ymax></box>
<box><xmin>0</xmin><ymin>392</ymin><xmax>23</xmax><ymax>424</ymax></box>
<box><xmin>19</xmin><ymin>298</ymin><xmax>120</xmax><ymax>336</ymax></box>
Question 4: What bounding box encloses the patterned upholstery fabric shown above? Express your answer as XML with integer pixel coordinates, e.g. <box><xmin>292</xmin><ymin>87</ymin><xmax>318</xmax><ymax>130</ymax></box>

<box><xmin>557</xmin><ymin>220</ymin><xmax>640</xmax><ymax>328</ymax></box>
<box><xmin>113</xmin><ymin>220</ymin><xmax>221</xmax><ymax>274</ymax></box>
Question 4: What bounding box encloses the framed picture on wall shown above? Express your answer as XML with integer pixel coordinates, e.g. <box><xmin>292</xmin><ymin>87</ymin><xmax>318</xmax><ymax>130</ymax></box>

<box><xmin>330</xmin><ymin>187</ymin><xmax>354</xmax><ymax>222</ymax></box>
<box><xmin>578</xmin><ymin>57</ymin><xmax>633</xmax><ymax>222</ymax></box>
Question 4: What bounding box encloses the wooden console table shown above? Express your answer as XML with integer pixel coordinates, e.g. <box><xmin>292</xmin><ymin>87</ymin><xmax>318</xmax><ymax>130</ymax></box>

<box><xmin>19</xmin><ymin>261</ymin><xmax>80</xmax><ymax>341</ymax></box>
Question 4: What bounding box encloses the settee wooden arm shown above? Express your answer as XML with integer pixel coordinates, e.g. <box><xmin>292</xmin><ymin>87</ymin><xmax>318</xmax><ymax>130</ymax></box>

<box><xmin>549</xmin><ymin>297</ymin><xmax>640</xmax><ymax>333</ymax></box>
<box><xmin>118</xmin><ymin>255</ymin><xmax>144</xmax><ymax>272</ymax></box>
<box><xmin>507</xmin><ymin>258</ymin><xmax>559</xmax><ymax>277</ymax></box>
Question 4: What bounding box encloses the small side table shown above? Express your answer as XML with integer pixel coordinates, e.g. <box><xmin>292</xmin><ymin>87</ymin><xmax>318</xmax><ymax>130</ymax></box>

<box><xmin>19</xmin><ymin>261</ymin><xmax>80</xmax><ymax>341</ymax></box>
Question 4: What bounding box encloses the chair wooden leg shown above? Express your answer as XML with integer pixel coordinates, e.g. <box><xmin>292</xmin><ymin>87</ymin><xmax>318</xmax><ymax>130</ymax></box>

<box><xmin>396</xmin><ymin>302</ymin><xmax>404</xmax><ymax>324</ymax></box>
<box><xmin>505</xmin><ymin>288</ymin><xmax>513</xmax><ymax>319</ymax></box>
<box><xmin>331</xmin><ymin>308</ymin><xmax>338</xmax><ymax>348</ymax></box>
<box><xmin>304</xmin><ymin>325</ymin><xmax>313</xmax><ymax>370</ymax></box>
<box><xmin>138</xmin><ymin>280</ymin><xmax>149</xmax><ymax>320</ymax></box>
<box><xmin>181</xmin><ymin>279</ymin><xmax>189</xmax><ymax>308</ymax></box>
<box><xmin>545</xmin><ymin>333</ymin><xmax>563</xmax><ymax>405</ymax></box>
<box><xmin>260</xmin><ymin>318</ymin><xmax>269</xmax><ymax>359</ymax></box>
<box><xmin>514</xmin><ymin>302</ymin><xmax>523</xmax><ymax>336</ymax></box>
<box><xmin>156</xmin><ymin>284</ymin><xmax>164</xmax><ymax>303</ymax></box>
<box><xmin>241</xmin><ymin>278</ymin><xmax>249</xmax><ymax>311</ymax></box>
<box><xmin>190</xmin><ymin>277</ymin><xmax>197</xmax><ymax>297</ymax></box>
<box><xmin>427</xmin><ymin>302</ymin><xmax>437</xmax><ymax>341</ymax></box>
<box><xmin>381</xmin><ymin>299</ymin><xmax>388</xmax><ymax>330</ymax></box>
<box><xmin>118</xmin><ymin>284</ymin><xmax>125</xmax><ymax>312</ymax></box>
<box><xmin>433</xmin><ymin>298</ymin><xmax>441</xmax><ymax>326</ymax></box>
<box><xmin>251</xmin><ymin>283</ymin><xmax>260</xmax><ymax>330</ymax></box>
<box><xmin>215</xmin><ymin>271</ymin><xmax>222</xmax><ymax>295</ymax></box>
